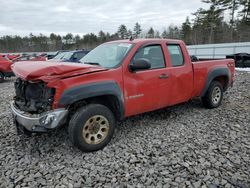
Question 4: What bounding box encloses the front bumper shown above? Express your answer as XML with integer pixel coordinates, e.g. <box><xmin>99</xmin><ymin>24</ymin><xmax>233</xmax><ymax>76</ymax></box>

<box><xmin>10</xmin><ymin>102</ymin><xmax>68</xmax><ymax>132</ymax></box>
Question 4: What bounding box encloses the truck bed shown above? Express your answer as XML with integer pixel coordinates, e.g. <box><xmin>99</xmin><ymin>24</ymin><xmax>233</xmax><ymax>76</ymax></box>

<box><xmin>192</xmin><ymin>59</ymin><xmax>235</xmax><ymax>97</ymax></box>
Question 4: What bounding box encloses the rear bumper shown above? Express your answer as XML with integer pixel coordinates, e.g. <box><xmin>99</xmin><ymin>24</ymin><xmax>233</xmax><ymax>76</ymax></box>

<box><xmin>10</xmin><ymin>102</ymin><xmax>68</xmax><ymax>132</ymax></box>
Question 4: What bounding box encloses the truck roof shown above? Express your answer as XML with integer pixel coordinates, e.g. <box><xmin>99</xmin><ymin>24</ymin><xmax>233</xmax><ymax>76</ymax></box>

<box><xmin>107</xmin><ymin>38</ymin><xmax>183</xmax><ymax>45</ymax></box>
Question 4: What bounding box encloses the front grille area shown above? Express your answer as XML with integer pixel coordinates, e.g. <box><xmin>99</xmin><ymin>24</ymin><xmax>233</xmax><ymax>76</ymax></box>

<box><xmin>14</xmin><ymin>78</ymin><xmax>55</xmax><ymax>113</ymax></box>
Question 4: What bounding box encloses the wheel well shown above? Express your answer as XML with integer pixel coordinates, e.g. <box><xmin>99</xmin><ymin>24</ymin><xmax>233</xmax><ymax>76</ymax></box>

<box><xmin>68</xmin><ymin>95</ymin><xmax>122</xmax><ymax>120</ymax></box>
<box><xmin>212</xmin><ymin>75</ymin><xmax>229</xmax><ymax>91</ymax></box>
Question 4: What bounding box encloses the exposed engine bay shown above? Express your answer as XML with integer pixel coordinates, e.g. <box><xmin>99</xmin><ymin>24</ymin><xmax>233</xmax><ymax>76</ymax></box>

<box><xmin>14</xmin><ymin>78</ymin><xmax>55</xmax><ymax>113</ymax></box>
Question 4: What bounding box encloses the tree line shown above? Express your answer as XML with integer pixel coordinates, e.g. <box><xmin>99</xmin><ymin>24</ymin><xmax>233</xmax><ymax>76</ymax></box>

<box><xmin>0</xmin><ymin>0</ymin><xmax>249</xmax><ymax>52</ymax></box>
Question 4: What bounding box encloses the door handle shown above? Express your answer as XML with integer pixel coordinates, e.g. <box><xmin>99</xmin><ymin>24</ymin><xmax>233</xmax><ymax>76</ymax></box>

<box><xmin>159</xmin><ymin>73</ymin><xmax>169</xmax><ymax>79</ymax></box>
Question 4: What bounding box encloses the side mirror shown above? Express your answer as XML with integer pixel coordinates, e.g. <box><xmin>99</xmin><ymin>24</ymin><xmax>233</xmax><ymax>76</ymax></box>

<box><xmin>129</xmin><ymin>58</ymin><xmax>151</xmax><ymax>72</ymax></box>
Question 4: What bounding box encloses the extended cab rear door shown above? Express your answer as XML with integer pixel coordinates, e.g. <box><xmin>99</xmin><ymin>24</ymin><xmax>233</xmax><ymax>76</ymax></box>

<box><xmin>165</xmin><ymin>42</ymin><xmax>193</xmax><ymax>105</ymax></box>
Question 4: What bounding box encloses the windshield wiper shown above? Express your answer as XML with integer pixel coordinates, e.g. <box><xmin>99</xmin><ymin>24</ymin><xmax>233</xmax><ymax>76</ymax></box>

<box><xmin>84</xmin><ymin>62</ymin><xmax>101</xmax><ymax>66</ymax></box>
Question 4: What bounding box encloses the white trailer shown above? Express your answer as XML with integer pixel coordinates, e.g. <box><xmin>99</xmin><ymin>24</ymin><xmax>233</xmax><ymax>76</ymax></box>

<box><xmin>187</xmin><ymin>42</ymin><xmax>250</xmax><ymax>58</ymax></box>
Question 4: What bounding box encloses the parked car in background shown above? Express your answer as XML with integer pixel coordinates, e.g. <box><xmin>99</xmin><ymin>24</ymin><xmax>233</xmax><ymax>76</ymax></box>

<box><xmin>13</xmin><ymin>54</ymin><xmax>47</xmax><ymax>62</ymax></box>
<box><xmin>0</xmin><ymin>56</ymin><xmax>14</xmax><ymax>82</ymax></box>
<box><xmin>11</xmin><ymin>39</ymin><xmax>235</xmax><ymax>152</ymax></box>
<box><xmin>49</xmin><ymin>50</ymin><xmax>89</xmax><ymax>63</ymax></box>
<box><xmin>226</xmin><ymin>53</ymin><xmax>250</xmax><ymax>68</ymax></box>
<box><xmin>6</xmin><ymin>54</ymin><xmax>21</xmax><ymax>61</ymax></box>
<box><xmin>46</xmin><ymin>50</ymin><xmax>69</xmax><ymax>60</ymax></box>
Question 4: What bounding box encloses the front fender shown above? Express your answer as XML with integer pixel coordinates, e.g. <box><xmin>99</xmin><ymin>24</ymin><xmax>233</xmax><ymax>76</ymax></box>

<box><xmin>58</xmin><ymin>81</ymin><xmax>125</xmax><ymax>118</ymax></box>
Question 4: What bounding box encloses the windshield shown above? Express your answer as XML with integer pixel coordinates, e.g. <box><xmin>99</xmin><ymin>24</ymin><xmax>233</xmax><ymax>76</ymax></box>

<box><xmin>53</xmin><ymin>52</ymin><xmax>73</xmax><ymax>60</ymax></box>
<box><xmin>79</xmin><ymin>43</ymin><xmax>133</xmax><ymax>68</ymax></box>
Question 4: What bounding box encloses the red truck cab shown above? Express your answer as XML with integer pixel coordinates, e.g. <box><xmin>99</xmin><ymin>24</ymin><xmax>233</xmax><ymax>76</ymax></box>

<box><xmin>11</xmin><ymin>39</ymin><xmax>235</xmax><ymax>152</ymax></box>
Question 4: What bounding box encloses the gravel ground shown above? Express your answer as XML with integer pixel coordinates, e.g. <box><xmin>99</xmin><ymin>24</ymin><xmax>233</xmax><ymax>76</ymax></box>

<box><xmin>0</xmin><ymin>71</ymin><xmax>249</xmax><ymax>188</ymax></box>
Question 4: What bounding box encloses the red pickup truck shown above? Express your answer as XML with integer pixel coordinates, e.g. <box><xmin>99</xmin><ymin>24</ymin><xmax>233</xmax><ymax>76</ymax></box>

<box><xmin>0</xmin><ymin>55</ymin><xmax>15</xmax><ymax>82</ymax></box>
<box><xmin>11</xmin><ymin>39</ymin><xmax>235</xmax><ymax>152</ymax></box>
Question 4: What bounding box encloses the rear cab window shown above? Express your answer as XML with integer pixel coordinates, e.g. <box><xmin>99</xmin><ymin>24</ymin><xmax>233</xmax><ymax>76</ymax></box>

<box><xmin>167</xmin><ymin>44</ymin><xmax>184</xmax><ymax>67</ymax></box>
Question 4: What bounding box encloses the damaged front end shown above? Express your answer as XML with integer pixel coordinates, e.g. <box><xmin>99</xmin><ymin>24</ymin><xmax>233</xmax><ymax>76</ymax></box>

<box><xmin>11</xmin><ymin>78</ymin><xmax>68</xmax><ymax>133</ymax></box>
<box><xmin>14</xmin><ymin>78</ymin><xmax>55</xmax><ymax>113</ymax></box>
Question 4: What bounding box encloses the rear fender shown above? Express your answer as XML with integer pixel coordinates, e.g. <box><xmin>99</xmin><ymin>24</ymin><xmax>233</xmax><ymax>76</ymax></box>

<box><xmin>201</xmin><ymin>68</ymin><xmax>230</xmax><ymax>97</ymax></box>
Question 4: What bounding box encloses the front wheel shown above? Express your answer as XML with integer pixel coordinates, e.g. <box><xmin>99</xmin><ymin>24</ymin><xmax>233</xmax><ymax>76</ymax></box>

<box><xmin>201</xmin><ymin>81</ymin><xmax>223</xmax><ymax>109</ymax></box>
<box><xmin>68</xmin><ymin>104</ymin><xmax>115</xmax><ymax>152</ymax></box>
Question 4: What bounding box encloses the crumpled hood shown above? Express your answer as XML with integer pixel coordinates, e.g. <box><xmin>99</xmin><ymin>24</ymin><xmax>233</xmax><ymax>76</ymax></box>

<box><xmin>11</xmin><ymin>61</ymin><xmax>107</xmax><ymax>82</ymax></box>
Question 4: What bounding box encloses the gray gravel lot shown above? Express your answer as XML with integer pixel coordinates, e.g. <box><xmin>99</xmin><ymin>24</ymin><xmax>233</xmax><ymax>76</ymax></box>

<box><xmin>0</xmin><ymin>71</ymin><xmax>249</xmax><ymax>188</ymax></box>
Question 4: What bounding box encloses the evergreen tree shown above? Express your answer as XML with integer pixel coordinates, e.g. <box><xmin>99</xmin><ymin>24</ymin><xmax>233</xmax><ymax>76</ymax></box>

<box><xmin>193</xmin><ymin>1</ymin><xmax>224</xmax><ymax>43</ymax></box>
<box><xmin>63</xmin><ymin>33</ymin><xmax>74</xmax><ymax>44</ymax></box>
<box><xmin>127</xmin><ymin>30</ymin><xmax>133</xmax><ymax>39</ymax></box>
<box><xmin>181</xmin><ymin>17</ymin><xmax>192</xmax><ymax>44</ymax></box>
<box><xmin>117</xmin><ymin>25</ymin><xmax>128</xmax><ymax>39</ymax></box>
<box><xmin>133</xmin><ymin>22</ymin><xmax>142</xmax><ymax>38</ymax></box>
<box><xmin>219</xmin><ymin>0</ymin><xmax>240</xmax><ymax>26</ymax></box>
<box><xmin>239</xmin><ymin>0</ymin><xmax>250</xmax><ymax>23</ymax></box>
<box><xmin>161</xmin><ymin>30</ymin><xmax>168</xmax><ymax>38</ymax></box>
<box><xmin>192</xmin><ymin>8</ymin><xmax>206</xmax><ymax>44</ymax></box>
<box><xmin>74</xmin><ymin>34</ymin><xmax>81</xmax><ymax>49</ymax></box>
<box><xmin>147</xmin><ymin>27</ymin><xmax>155</xmax><ymax>38</ymax></box>
<box><xmin>154</xmin><ymin>30</ymin><xmax>161</xmax><ymax>38</ymax></box>
<box><xmin>74</xmin><ymin>35</ymin><xmax>81</xmax><ymax>43</ymax></box>
<box><xmin>98</xmin><ymin>30</ymin><xmax>106</xmax><ymax>42</ymax></box>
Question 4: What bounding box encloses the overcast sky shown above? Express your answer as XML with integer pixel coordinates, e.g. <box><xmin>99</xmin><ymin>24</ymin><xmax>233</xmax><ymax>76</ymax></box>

<box><xmin>0</xmin><ymin>0</ymin><xmax>209</xmax><ymax>37</ymax></box>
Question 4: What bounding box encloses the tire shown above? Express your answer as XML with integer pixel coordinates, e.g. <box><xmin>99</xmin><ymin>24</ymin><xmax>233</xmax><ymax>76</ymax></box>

<box><xmin>201</xmin><ymin>81</ymin><xmax>223</xmax><ymax>109</ymax></box>
<box><xmin>68</xmin><ymin>104</ymin><xmax>116</xmax><ymax>152</ymax></box>
<box><xmin>0</xmin><ymin>72</ymin><xmax>4</xmax><ymax>83</ymax></box>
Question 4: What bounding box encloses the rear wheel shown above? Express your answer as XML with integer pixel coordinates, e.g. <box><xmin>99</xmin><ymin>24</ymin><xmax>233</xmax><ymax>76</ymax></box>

<box><xmin>0</xmin><ymin>72</ymin><xmax>4</xmax><ymax>83</ymax></box>
<box><xmin>201</xmin><ymin>81</ymin><xmax>223</xmax><ymax>109</ymax></box>
<box><xmin>68</xmin><ymin>104</ymin><xmax>115</xmax><ymax>152</ymax></box>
